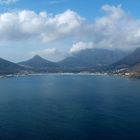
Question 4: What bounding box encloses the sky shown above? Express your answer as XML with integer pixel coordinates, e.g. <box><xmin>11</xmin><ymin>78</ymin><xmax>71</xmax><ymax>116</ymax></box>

<box><xmin>0</xmin><ymin>0</ymin><xmax>140</xmax><ymax>62</ymax></box>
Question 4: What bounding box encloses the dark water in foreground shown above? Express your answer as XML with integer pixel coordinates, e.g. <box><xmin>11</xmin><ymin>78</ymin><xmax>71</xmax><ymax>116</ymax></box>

<box><xmin>0</xmin><ymin>75</ymin><xmax>140</xmax><ymax>140</ymax></box>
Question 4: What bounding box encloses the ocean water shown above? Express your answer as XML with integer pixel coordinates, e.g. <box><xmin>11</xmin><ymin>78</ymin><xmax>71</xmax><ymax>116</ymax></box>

<box><xmin>0</xmin><ymin>75</ymin><xmax>140</xmax><ymax>140</ymax></box>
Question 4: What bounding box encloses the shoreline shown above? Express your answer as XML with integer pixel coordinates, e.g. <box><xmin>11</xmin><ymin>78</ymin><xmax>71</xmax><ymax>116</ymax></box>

<box><xmin>0</xmin><ymin>72</ymin><xmax>107</xmax><ymax>77</ymax></box>
<box><xmin>0</xmin><ymin>72</ymin><xmax>130</xmax><ymax>80</ymax></box>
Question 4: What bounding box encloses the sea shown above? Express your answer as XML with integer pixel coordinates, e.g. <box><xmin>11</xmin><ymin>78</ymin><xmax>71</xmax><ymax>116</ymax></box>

<box><xmin>0</xmin><ymin>74</ymin><xmax>140</xmax><ymax>140</ymax></box>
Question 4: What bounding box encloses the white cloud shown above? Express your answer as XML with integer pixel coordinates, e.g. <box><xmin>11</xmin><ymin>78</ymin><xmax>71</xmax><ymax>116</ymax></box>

<box><xmin>0</xmin><ymin>0</ymin><xmax>18</xmax><ymax>4</ymax></box>
<box><xmin>0</xmin><ymin>9</ymin><xmax>82</xmax><ymax>42</ymax></box>
<box><xmin>70</xmin><ymin>41</ymin><xmax>94</xmax><ymax>53</ymax></box>
<box><xmin>1</xmin><ymin>5</ymin><xmax>140</xmax><ymax>52</ymax></box>
<box><xmin>70</xmin><ymin>5</ymin><xmax>140</xmax><ymax>52</ymax></box>
<box><xmin>101</xmin><ymin>4</ymin><xmax>125</xmax><ymax>19</ymax></box>
<box><xmin>89</xmin><ymin>4</ymin><xmax>140</xmax><ymax>50</ymax></box>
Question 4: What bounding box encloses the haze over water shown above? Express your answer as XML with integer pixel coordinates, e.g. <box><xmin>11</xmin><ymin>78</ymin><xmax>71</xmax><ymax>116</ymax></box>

<box><xmin>0</xmin><ymin>75</ymin><xmax>140</xmax><ymax>140</ymax></box>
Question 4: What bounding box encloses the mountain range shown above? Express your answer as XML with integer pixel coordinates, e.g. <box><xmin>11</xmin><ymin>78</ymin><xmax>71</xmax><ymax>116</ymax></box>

<box><xmin>59</xmin><ymin>49</ymin><xmax>127</xmax><ymax>68</ymax></box>
<box><xmin>107</xmin><ymin>48</ymin><xmax>140</xmax><ymax>77</ymax></box>
<box><xmin>0</xmin><ymin>58</ymin><xmax>23</xmax><ymax>75</ymax></box>
<box><xmin>0</xmin><ymin>47</ymin><xmax>140</xmax><ymax>77</ymax></box>
<box><xmin>108</xmin><ymin>48</ymin><xmax>140</xmax><ymax>69</ymax></box>
<box><xmin>18</xmin><ymin>48</ymin><xmax>128</xmax><ymax>73</ymax></box>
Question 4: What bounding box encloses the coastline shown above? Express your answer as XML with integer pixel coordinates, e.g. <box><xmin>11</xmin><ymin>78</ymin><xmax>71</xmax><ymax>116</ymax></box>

<box><xmin>0</xmin><ymin>72</ymin><xmax>129</xmax><ymax>79</ymax></box>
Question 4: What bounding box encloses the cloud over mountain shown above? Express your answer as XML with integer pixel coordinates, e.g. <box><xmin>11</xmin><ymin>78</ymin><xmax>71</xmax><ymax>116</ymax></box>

<box><xmin>70</xmin><ymin>42</ymin><xmax>94</xmax><ymax>54</ymax></box>
<box><xmin>90</xmin><ymin>5</ymin><xmax>140</xmax><ymax>50</ymax></box>
<box><xmin>68</xmin><ymin>4</ymin><xmax>140</xmax><ymax>53</ymax></box>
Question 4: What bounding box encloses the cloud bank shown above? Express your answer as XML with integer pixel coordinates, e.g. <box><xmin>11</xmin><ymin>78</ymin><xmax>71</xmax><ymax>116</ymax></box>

<box><xmin>90</xmin><ymin>5</ymin><xmax>140</xmax><ymax>50</ymax></box>
<box><xmin>1</xmin><ymin>4</ymin><xmax>140</xmax><ymax>60</ymax></box>
<box><xmin>0</xmin><ymin>9</ymin><xmax>82</xmax><ymax>42</ymax></box>
<box><xmin>69</xmin><ymin>5</ymin><xmax>140</xmax><ymax>53</ymax></box>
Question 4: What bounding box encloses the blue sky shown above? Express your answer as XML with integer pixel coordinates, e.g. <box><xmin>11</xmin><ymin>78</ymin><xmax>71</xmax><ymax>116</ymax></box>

<box><xmin>0</xmin><ymin>0</ymin><xmax>140</xmax><ymax>62</ymax></box>
<box><xmin>1</xmin><ymin>0</ymin><xmax>140</xmax><ymax>19</ymax></box>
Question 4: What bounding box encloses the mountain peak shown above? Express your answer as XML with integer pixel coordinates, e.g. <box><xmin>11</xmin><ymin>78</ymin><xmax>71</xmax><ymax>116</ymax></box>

<box><xmin>33</xmin><ymin>55</ymin><xmax>42</xmax><ymax>59</ymax></box>
<box><xmin>19</xmin><ymin>54</ymin><xmax>58</xmax><ymax>69</ymax></box>
<box><xmin>31</xmin><ymin>55</ymin><xmax>47</xmax><ymax>62</ymax></box>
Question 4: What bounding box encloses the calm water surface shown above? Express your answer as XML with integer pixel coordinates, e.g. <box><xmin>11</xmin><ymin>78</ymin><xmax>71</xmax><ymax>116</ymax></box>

<box><xmin>0</xmin><ymin>75</ymin><xmax>140</xmax><ymax>140</ymax></box>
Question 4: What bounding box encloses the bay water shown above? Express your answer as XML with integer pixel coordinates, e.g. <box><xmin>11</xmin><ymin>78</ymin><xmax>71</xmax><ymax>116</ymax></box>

<box><xmin>0</xmin><ymin>75</ymin><xmax>140</xmax><ymax>140</ymax></box>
